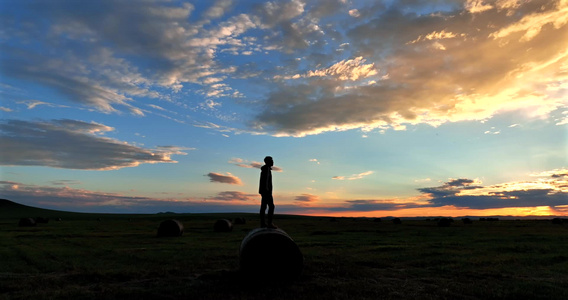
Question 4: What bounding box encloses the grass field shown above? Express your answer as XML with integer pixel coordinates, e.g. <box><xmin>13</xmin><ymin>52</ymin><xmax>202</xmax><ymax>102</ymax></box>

<box><xmin>1</xmin><ymin>200</ymin><xmax>567</xmax><ymax>299</ymax></box>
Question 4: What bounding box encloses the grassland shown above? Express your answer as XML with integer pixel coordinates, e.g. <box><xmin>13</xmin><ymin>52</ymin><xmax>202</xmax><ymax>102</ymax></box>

<box><xmin>1</xmin><ymin>200</ymin><xmax>567</xmax><ymax>299</ymax></box>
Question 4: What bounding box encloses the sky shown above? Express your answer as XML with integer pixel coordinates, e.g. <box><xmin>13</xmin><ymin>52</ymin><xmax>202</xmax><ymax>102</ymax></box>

<box><xmin>0</xmin><ymin>0</ymin><xmax>567</xmax><ymax>217</ymax></box>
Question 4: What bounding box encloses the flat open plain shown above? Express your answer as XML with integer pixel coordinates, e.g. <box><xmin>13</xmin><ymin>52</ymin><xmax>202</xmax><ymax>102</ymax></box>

<box><xmin>1</xmin><ymin>201</ymin><xmax>567</xmax><ymax>299</ymax></box>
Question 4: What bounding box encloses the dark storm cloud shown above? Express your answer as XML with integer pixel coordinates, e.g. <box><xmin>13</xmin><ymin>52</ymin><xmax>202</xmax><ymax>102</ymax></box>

<box><xmin>0</xmin><ymin>119</ymin><xmax>188</xmax><ymax>170</ymax></box>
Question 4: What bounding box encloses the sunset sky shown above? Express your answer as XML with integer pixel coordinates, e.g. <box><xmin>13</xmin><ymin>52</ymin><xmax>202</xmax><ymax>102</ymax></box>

<box><xmin>1</xmin><ymin>0</ymin><xmax>567</xmax><ymax>217</ymax></box>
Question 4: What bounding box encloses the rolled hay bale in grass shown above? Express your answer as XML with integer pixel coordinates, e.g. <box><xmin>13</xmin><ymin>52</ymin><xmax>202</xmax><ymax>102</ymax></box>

<box><xmin>240</xmin><ymin>228</ymin><xmax>303</xmax><ymax>280</ymax></box>
<box><xmin>214</xmin><ymin>219</ymin><xmax>233</xmax><ymax>232</ymax></box>
<box><xmin>35</xmin><ymin>217</ymin><xmax>49</xmax><ymax>224</ymax></box>
<box><xmin>234</xmin><ymin>217</ymin><xmax>246</xmax><ymax>225</ymax></box>
<box><xmin>391</xmin><ymin>217</ymin><xmax>402</xmax><ymax>224</ymax></box>
<box><xmin>157</xmin><ymin>219</ymin><xmax>184</xmax><ymax>237</ymax></box>
<box><xmin>19</xmin><ymin>218</ymin><xmax>36</xmax><ymax>227</ymax></box>
<box><xmin>437</xmin><ymin>218</ymin><xmax>452</xmax><ymax>227</ymax></box>
<box><xmin>462</xmin><ymin>218</ymin><xmax>473</xmax><ymax>224</ymax></box>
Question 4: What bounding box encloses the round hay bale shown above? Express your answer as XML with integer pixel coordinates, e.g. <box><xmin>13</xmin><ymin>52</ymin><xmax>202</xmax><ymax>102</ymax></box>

<box><xmin>214</xmin><ymin>219</ymin><xmax>233</xmax><ymax>232</ymax></box>
<box><xmin>157</xmin><ymin>219</ymin><xmax>184</xmax><ymax>237</ymax></box>
<box><xmin>240</xmin><ymin>228</ymin><xmax>303</xmax><ymax>280</ymax></box>
<box><xmin>35</xmin><ymin>217</ymin><xmax>49</xmax><ymax>224</ymax></box>
<box><xmin>437</xmin><ymin>218</ymin><xmax>452</xmax><ymax>227</ymax></box>
<box><xmin>19</xmin><ymin>218</ymin><xmax>36</xmax><ymax>227</ymax></box>
<box><xmin>391</xmin><ymin>218</ymin><xmax>402</xmax><ymax>224</ymax></box>
<box><xmin>234</xmin><ymin>217</ymin><xmax>246</xmax><ymax>225</ymax></box>
<box><xmin>462</xmin><ymin>218</ymin><xmax>473</xmax><ymax>224</ymax></box>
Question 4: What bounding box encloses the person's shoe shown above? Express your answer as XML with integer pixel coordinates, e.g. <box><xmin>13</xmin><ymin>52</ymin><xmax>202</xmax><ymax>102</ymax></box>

<box><xmin>260</xmin><ymin>223</ymin><xmax>267</xmax><ymax>228</ymax></box>
<box><xmin>267</xmin><ymin>223</ymin><xmax>278</xmax><ymax>229</ymax></box>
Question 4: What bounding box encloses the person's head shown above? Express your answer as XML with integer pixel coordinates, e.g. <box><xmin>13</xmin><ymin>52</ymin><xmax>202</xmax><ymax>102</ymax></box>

<box><xmin>264</xmin><ymin>156</ymin><xmax>273</xmax><ymax>166</ymax></box>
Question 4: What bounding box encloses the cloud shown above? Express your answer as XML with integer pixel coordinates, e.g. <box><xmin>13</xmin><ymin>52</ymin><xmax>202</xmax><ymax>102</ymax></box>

<box><xmin>332</xmin><ymin>171</ymin><xmax>374</xmax><ymax>180</ymax></box>
<box><xmin>275</xmin><ymin>56</ymin><xmax>378</xmax><ymax>81</ymax></box>
<box><xmin>18</xmin><ymin>100</ymin><xmax>70</xmax><ymax>110</ymax></box>
<box><xmin>49</xmin><ymin>180</ymin><xmax>81</xmax><ymax>186</ymax></box>
<box><xmin>295</xmin><ymin>193</ymin><xmax>319</xmax><ymax>203</ymax></box>
<box><xmin>251</xmin><ymin>1</ymin><xmax>568</xmax><ymax>136</ymax></box>
<box><xmin>419</xmin><ymin>172</ymin><xmax>567</xmax><ymax>209</ymax></box>
<box><xmin>0</xmin><ymin>119</ymin><xmax>188</xmax><ymax>170</ymax></box>
<box><xmin>207</xmin><ymin>190</ymin><xmax>256</xmax><ymax>201</ymax></box>
<box><xmin>0</xmin><ymin>180</ymin><xmax>157</xmax><ymax>210</ymax></box>
<box><xmin>2</xmin><ymin>0</ymin><xmax>566</xmax><ymax>137</ymax></box>
<box><xmin>1</xmin><ymin>54</ymin><xmax>144</xmax><ymax>114</ymax></box>
<box><xmin>204</xmin><ymin>0</ymin><xmax>233</xmax><ymax>19</ymax></box>
<box><xmin>0</xmin><ymin>0</ymin><xmax>258</xmax><ymax>117</ymax></box>
<box><xmin>343</xmin><ymin>199</ymin><xmax>422</xmax><ymax>211</ymax></box>
<box><xmin>531</xmin><ymin>168</ymin><xmax>568</xmax><ymax>178</ymax></box>
<box><xmin>349</xmin><ymin>9</ymin><xmax>361</xmax><ymax>18</ymax></box>
<box><xmin>206</xmin><ymin>172</ymin><xmax>243</xmax><ymax>185</ymax></box>
<box><xmin>0</xmin><ymin>181</ymin><xmax>259</xmax><ymax>214</ymax></box>
<box><xmin>414</xmin><ymin>178</ymin><xmax>432</xmax><ymax>183</ymax></box>
<box><xmin>490</xmin><ymin>1</ymin><xmax>568</xmax><ymax>41</ymax></box>
<box><xmin>229</xmin><ymin>157</ymin><xmax>283</xmax><ymax>171</ymax></box>
<box><xmin>309</xmin><ymin>159</ymin><xmax>320</xmax><ymax>164</ymax></box>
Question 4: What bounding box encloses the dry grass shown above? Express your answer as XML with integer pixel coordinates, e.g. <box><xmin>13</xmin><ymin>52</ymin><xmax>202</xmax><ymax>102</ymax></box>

<box><xmin>1</xmin><ymin>209</ymin><xmax>567</xmax><ymax>299</ymax></box>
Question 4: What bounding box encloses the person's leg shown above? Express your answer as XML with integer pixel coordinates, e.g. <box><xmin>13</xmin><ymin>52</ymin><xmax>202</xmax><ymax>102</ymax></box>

<box><xmin>260</xmin><ymin>196</ymin><xmax>267</xmax><ymax>227</ymax></box>
<box><xmin>266</xmin><ymin>195</ymin><xmax>275</xmax><ymax>227</ymax></box>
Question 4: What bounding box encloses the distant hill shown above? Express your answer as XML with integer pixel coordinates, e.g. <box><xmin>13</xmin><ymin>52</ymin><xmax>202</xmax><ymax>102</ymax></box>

<box><xmin>0</xmin><ymin>199</ymin><xmax>93</xmax><ymax>220</ymax></box>
<box><xmin>0</xmin><ymin>199</ymin><xmax>260</xmax><ymax>221</ymax></box>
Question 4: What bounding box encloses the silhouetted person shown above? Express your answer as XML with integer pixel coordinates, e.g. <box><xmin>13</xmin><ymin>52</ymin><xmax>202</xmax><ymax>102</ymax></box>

<box><xmin>259</xmin><ymin>156</ymin><xmax>277</xmax><ymax>228</ymax></box>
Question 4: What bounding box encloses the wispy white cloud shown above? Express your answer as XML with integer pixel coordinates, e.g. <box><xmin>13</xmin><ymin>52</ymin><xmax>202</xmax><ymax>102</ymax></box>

<box><xmin>229</xmin><ymin>157</ymin><xmax>283</xmax><ymax>172</ymax></box>
<box><xmin>18</xmin><ymin>100</ymin><xmax>69</xmax><ymax>110</ymax></box>
<box><xmin>333</xmin><ymin>171</ymin><xmax>374</xmax><ymax>181</ymax></box>
<box><xmin>274</xmin><ymin>56</ymin><xmax>378</xmax><ymax>81</ymax></box>
<box><xmin>207</xmin><ymin>190</ymin><xmax>255</xmax><ymax>201</ymax></box>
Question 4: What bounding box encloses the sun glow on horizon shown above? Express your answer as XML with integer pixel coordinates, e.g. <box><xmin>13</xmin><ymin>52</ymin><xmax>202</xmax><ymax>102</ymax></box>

<box><xmin>303</xmin><ymin>205</ymin><xmax>565</xmax><ymax>219</ymax></box>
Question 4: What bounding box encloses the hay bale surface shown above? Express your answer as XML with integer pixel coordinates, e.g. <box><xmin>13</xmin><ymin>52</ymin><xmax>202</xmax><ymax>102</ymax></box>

<box><xmin>462</xmin><ymin>218</ymin><xmax>473</xmax><ymax>224</ymax></box>
<box><xmin>214</xmin><ymin>219</ymin><xmax>233</xmax><ymax>232</ymax></box>
<box><xmin>157</xmin><ymin>219</ymin><xmax>184</xmax><ymax>237</ymax></box>
<box><xmin>234</xmin><ymin>217</ymin><xmax>246</xmax><ymax>225</ymax></box>
<box><xmin>19</xmin><ymin>218</ymin><xmax>36</xmax><ymax>227</ymax></box>
<box><xmin>437</xmin><ymin>218</ymin><xmax>452</xmax><ymax>227</ymax></box>
<box><xmin>392</xmin><ymin>218</ymin><xmax>402</xmax><ymax>224</ymax></box>
<box><xmin>35</xmin><ymin>217</ymin><xmax>49</xmax><ymax>224</ymax></box>
<box><xmin>240</xmin><ymin>228</ymin><xmax>303</xmax><ymax>280</ymax></box>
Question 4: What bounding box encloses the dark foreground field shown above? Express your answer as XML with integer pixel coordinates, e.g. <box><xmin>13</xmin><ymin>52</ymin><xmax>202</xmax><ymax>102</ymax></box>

<box><xmin>1</xmin><ymin>201</ymin><xmax>567</xmax><ymax>299</ymax></box>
